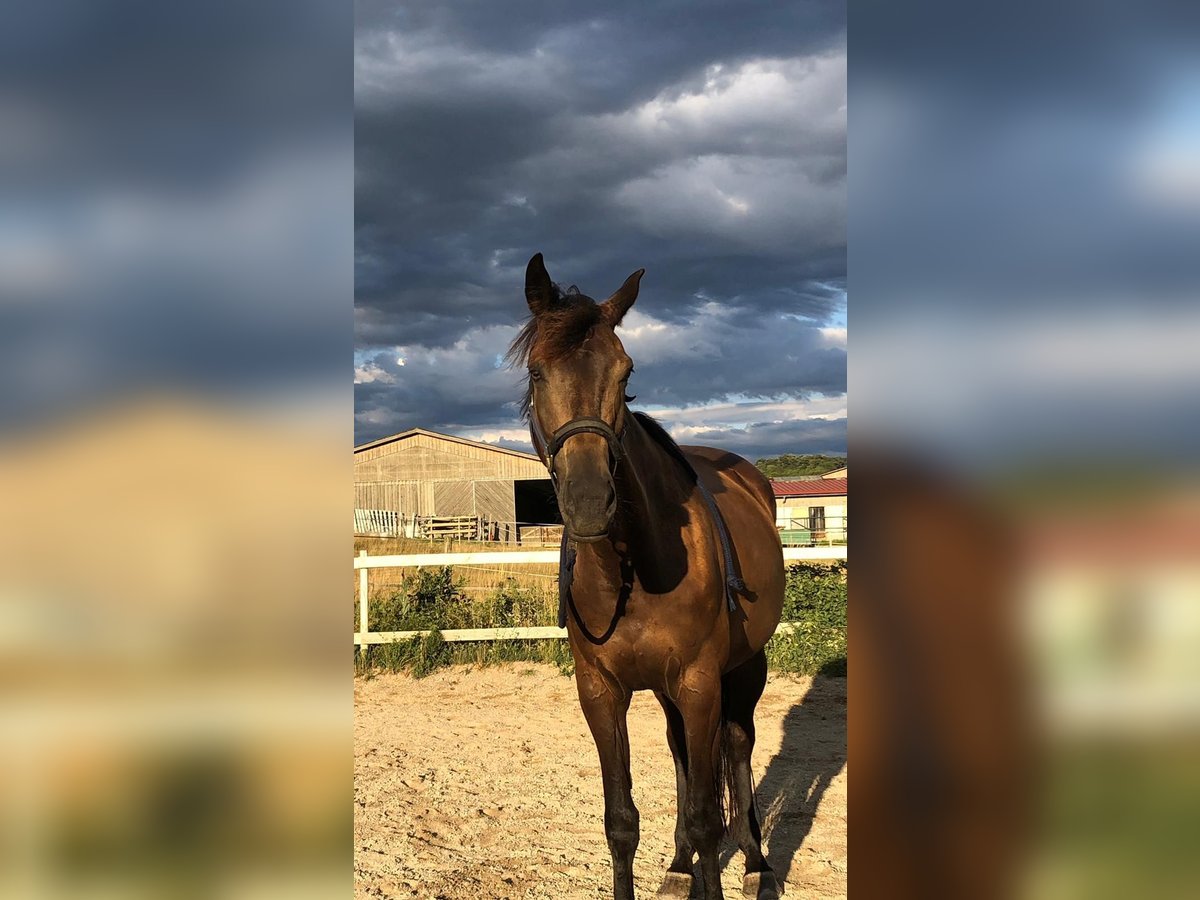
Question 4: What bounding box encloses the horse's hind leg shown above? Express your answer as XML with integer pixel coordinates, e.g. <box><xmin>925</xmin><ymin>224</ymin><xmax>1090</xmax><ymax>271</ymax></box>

<box><xmin>654</xmin><ymin>692</ymin><xmax>695</xmax><ymax>897</ymax></box>
<box><xmin>722</xmin><ymin>650</ymin><xmax>781</xmax><ymax>899</ymax></box>
<box><xmin>675</xmin><ymin>671</ymin><xmax>726</xmax><ymax>900</ymax></box>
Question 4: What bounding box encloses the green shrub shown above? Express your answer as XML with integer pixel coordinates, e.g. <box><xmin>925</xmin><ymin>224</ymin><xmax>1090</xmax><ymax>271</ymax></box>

<box><xmin>766</xmin><ymin>562</ymin><xmax>847</xmax><ymax>676</ymax></box>
<box><xmin>363</xmin><ymin>628</ymin><xmax>450</xmax><ymax>679</ymax></box>
<box><xmin>368</xmin><ymin>566</ymin><xmax>467</xmax><ymax>632</ymax></box>
<box><xmin>781</xmin><ymin>561</ymin><xmax>847</xmax><ymax>627</ymax></box>
<box><xmin>356</xmin><ymin>563</ymin><xmax>845</xmax><ymax>679</ymax></box>
<box><xmin>358</xmin><ymin>571</ymin><xmax>565</xmax><ymax>676</ymax></box>
<box><xmin>484</xmin><ymin>579</ymin><xmax>555</xmax><ymax>628</ymax></box>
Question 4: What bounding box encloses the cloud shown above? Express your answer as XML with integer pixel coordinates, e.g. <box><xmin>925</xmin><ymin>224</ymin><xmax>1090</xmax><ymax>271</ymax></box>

<box><xmin>670</xmin><ymin>417</ymin><xmax>847</xmax><ymax>459</ymax></box>
<box><xmin>354</xmin><ymin>301</ymin><xmax>846</xmax><ymax>459</ymax></box>
<box><xmin>355</xmin><ymin>1</ymin><xmax>846</xmax><ymax>456</ymax></box>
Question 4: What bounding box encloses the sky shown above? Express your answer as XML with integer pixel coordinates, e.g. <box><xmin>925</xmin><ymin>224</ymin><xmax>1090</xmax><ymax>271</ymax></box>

<box><xmin>354</xmin><ymin>0</ymin><xmax>846</xmax><ymax>460</ymax></box>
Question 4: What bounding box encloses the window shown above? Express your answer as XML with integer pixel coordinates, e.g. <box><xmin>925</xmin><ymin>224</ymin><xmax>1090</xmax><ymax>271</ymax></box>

<box><xmin>808</xmin><ymin>506</ymin><xmax>826</xmax><ymax>538</ymax></box>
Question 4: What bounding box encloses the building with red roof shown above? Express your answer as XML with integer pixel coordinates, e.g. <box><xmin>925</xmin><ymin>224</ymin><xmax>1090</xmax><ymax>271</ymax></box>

<box><xmin>772</xmin><ymin>476</ymin><xmax>847</xmax><ymax>546</ymax></box>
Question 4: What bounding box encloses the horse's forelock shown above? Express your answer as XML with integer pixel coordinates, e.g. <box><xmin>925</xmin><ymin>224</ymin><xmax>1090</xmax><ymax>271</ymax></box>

<box><xmin>506</xmin><ymin>289</ymin><xmax>611</xmax><ymax>420</ymax></box>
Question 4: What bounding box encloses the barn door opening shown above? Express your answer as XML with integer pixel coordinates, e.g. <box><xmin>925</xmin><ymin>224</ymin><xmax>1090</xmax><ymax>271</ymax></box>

<box><xmin>515</xmin><ymin>479</ymin><xmax>560</xmax><ymax>525</ymax></box>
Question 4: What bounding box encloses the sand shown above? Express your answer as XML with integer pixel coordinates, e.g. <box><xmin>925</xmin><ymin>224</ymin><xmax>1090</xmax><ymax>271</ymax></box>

<box><xmin>355</xmin><ymin>665</ymin><xmax>846</xmax><ymax>899</ymax></box>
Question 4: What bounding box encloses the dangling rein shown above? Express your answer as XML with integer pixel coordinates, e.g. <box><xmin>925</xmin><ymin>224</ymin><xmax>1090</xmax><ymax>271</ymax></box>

<box><xmin>556</xmin><ymin>451</ymin><xmax>745</xmax><ymax>629</ymax></box>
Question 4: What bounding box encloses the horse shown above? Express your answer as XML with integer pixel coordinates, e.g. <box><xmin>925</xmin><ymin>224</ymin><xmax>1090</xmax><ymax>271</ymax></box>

<box><xmin>507</xmin><ymin>254</ymin><xmax>786</xmax><ymax>900</ymax></box>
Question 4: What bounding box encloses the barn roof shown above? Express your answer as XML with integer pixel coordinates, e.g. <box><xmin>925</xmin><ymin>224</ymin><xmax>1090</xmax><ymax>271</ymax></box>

<box><xmin>354</xmin><ymin>427</ymin><xmax>541</xmax><ymax>462</ymax></box>
<box><xmin>772</xmin><ymin>478</ymin><xmax>847</xmax><ymax>498</ymax></box>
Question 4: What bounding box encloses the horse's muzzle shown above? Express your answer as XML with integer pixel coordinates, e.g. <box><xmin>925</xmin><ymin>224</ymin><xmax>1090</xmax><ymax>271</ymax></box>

<box><xmin>559</xmin><ymin>477</ymin><xmax>617</xmax><ymax>542</ymax></box>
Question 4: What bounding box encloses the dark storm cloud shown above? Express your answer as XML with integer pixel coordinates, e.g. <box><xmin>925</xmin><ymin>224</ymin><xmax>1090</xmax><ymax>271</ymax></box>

<box><xmin>355</xmin><ymin>0</ymin><xmax>844</xmax><ymax>115</ymax></box>
<box><xmin>352</xmin><ymin>305</ymin><xmax>847</xmax><ymax>449</ymax></box>
<box><xmin>355</xmin><ymin>0</ymin><xmax>846</xmax><ymax>456</ymax></box>
<box><xmin>481</xmin><ymin>418</ymin><xmax>848</xmax><ymax>461</ymax></box>
<box><xmin>679</xmin><ymin>418</ymin><xmax>848</xmax><ymax>458</ymax></box>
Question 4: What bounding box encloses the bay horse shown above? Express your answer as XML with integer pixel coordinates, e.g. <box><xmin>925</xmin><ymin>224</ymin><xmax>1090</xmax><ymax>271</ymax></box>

<box><xmin>508</xmin><ymin>254</ymin><xmax>786</xmax><ymax>900</ymax></box>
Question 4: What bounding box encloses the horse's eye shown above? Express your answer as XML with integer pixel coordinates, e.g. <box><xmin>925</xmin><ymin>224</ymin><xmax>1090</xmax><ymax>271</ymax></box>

<box><xmin>624</xmin><ymin>393</ymin><xmax>637</xmax><ymax>403</ymax></box>
<box><xmin>529</xmin><ymin>369</ymin><xmax>543</xmax><ymax>382</ymax></box>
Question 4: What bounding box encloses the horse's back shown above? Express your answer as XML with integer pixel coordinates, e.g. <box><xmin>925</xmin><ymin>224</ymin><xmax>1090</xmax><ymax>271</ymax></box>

<box><xmin>679</xmin><ymin>444</ymin><xmax>785</xmax><ymax>664</ymax></box>
<box><xmin>678</xmin><ymin>445</ymin><xmax>776</xmax><ymax>516</ymax></box>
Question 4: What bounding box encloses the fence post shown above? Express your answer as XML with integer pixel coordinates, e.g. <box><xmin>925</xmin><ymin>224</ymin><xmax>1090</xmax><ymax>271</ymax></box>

<box><xmin>358</xmin><ymin>549</ymin><xmax>369</xmax><ymax>655</ymax></box>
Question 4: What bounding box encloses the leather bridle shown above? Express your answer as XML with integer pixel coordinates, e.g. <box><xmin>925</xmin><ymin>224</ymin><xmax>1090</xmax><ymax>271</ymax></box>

<box><xmin>530</xmin><ymin>408</ymin><xmax>626</xmax><ymax>545</ymax></box>
<box><xmin>532</xmin><ymin>398</ymin><xmax>745</xmax><ymax>628</ymax></box>
<box><xmin>529</xmin><ymin>410</ymin><xmax>626</xmax><ymax>488</ymax></box>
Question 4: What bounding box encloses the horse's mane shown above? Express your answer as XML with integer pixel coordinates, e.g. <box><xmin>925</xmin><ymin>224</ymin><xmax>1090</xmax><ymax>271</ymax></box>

<box><xmin>632</xmin><ymin>411</ymin><xmax>697</xmax><ymax>483</ymax></box>
<box><xmin>505</xmin><ymin>283</ymin><xmax>604</xmax><ymax>420</ymax></box>
<box><xmin>505</xmin><ymin>291</ymin><xmax>696</xmax><ymax>484</ymax></box>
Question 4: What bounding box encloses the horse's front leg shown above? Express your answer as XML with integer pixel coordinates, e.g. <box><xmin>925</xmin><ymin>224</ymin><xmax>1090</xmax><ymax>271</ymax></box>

<box><xmin>654</xmin><ymin>691</ymin><xmax>696</xmax><ymax>898</ymax></box>
<box><xmin>676</xmin><ymin>669</ymin><xmax>726</xmax><ymax>900</ymax></box>
<box><xmin>576</xmin><ymin>661</ymin><xmax>639</xmax><ymax>900</ymax></box>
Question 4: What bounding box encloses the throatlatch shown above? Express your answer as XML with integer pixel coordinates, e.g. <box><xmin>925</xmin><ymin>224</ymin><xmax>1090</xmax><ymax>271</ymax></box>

<box><xmin>556</xmin><ymin>414</ymin><xmax>744</xmax><ymax>629</ymax></box>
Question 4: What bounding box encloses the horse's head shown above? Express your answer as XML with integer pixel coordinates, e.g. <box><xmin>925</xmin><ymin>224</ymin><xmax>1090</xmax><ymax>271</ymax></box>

<box><xmin>509</xmin><ymin>253</ymin><xmax>644</xmax><ymax>542</ymax></box>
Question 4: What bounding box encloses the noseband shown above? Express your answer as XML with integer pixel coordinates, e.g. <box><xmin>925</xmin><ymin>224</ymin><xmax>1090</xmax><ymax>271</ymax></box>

<box><xmin>539</xmin><ymin>417</ymin><xmax>625</xmax><ymax>484</ymax></box>
<box><xmin>529</xmin><ymin>409</ymin><xmax>625</xmax><ymax>552</ymax></box>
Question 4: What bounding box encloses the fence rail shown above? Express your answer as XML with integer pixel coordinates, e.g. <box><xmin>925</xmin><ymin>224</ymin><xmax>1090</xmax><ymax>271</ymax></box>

<box><xmin>353</xmin><ymin>509</ymin><xmax>563</xmax><ymax>544</ymax></box>
<box><xmin>354</xmin><ymin>510</ymin><xmax>845</xmax><ymax>548</ymax></box>
<box><xmin>354</xmin><ymin>545</ymin><xmax>846</xmax><ymax>647</ymax></box>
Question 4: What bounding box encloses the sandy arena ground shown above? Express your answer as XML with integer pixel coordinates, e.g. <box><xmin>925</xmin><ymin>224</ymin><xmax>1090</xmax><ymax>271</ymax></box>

<box><xmin>355</xmin><ymin>665</ymin><xmax>846</xmax><ymax>899</ymax></box>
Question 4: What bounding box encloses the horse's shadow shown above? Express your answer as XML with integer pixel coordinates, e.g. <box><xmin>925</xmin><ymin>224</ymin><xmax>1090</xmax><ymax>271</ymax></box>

<box><xmin>719</xmin><ymin>661</ymin><xmax>847</xmax><ymax>890</ymax></box>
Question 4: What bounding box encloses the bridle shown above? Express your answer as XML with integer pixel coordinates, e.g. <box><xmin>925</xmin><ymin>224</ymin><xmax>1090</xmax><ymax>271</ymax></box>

<box><xmin>535</xmin><ymin>416</ymin><xmax>625</xmax><ymax>482</ymax></box>
<box><xmin>529</xmin><ymin>410</ymin><xmax>626</xmax><ymax>488</ymax></box>
<box><xmin>527</xmin><ymin>388</ymin><xmax>627</xmax><ymax>545</ymax></box>
<box><xmin>531</xmin><ymin>393</ymin><xmax>744</xmax><ymax>629</ymax></box>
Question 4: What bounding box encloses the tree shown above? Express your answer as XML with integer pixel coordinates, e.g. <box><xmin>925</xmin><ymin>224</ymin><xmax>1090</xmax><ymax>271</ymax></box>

<box><xmin>754</xmin><ymin>454</ymin><xmax>845</xmax><ymax>478</ymax></box>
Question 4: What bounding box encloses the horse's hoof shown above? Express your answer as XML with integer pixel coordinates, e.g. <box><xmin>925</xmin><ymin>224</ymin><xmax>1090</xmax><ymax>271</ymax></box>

<box><xmin>743</xmin><ymin>870</ymin><xmax>782</xmax><ymax>899</ymax></box>
<box><xmin>657</xmin><ymin>871</ymin><xmax>694</xmax><ymax>897</ymax></box>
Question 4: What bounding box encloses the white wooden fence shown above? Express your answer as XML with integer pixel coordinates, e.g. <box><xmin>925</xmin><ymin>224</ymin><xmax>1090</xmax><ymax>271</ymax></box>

<box><xmin>354</xmin><ymin>546</ymin><xmax>846</xmax><ymax>647</ymax></box>
<box><xmin>354</xmin><ymin>508</ymin><xmax>410</xmax><ymax>537</ymax></box>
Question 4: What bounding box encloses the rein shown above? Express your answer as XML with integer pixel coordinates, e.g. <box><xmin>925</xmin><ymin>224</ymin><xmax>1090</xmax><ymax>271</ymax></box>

<box><xmin>534</xmin><ymin>408</ymin><xmax>744</xmax><ymax>629</ymax></box>
<box><xmin>528</xmin><ymin>407</ymin><xmax>627</xmax><ymax>626</ymax></box>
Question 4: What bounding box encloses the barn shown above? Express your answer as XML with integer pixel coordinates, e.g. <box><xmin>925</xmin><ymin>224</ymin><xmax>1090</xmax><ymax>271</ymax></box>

<box><xmin>353</xmin><ymin>428</ymin><xmax>559</xmax><ymax>542</ymax></box>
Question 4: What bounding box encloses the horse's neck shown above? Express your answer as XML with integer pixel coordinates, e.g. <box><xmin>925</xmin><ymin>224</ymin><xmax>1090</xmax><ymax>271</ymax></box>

<box><xmin>576</xmin><ymin>414</ymin><xmax>695</xmax><ymax>574</ymax></box>
<box><xmin>618</xmin><ymin>416</ymin><xmax>695</xmax><ymax>526</ymax></box>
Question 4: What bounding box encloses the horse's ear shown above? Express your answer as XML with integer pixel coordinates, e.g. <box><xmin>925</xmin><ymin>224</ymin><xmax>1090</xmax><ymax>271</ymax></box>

<box><xmin>601</xmin><ymin>268</ymin><xmax>644</xmax><ymax>326</ymax></box>
<box><xmin>525</xmin><ymin>253</ymin><xmax>555</xmax><ymax>315</ymax></box>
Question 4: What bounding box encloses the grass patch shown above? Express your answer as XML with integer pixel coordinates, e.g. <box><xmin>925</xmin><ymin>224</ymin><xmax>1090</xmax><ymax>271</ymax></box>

<box><xmin>355</xmin><ymin>562</ymin><xmax>845</xmax><ymax>679</ymax></box>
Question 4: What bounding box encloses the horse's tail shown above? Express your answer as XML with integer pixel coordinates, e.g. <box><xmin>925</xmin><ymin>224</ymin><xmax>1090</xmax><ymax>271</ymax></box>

<box><xmin>717</xmin><ymin>709</ymin><xmax>737</xmax><ymax>837</ymax></box>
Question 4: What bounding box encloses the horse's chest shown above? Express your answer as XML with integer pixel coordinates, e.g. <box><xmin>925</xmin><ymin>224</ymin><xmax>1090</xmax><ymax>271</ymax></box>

<box><xmin>567</xmin><ymin>582</ymin><xmax>726</xmax><ymax>693</ymax></box>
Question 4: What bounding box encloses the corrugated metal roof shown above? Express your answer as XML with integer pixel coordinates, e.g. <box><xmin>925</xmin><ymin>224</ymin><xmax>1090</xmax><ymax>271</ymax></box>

<box><xmin>353</xmin><ymin>427</ymin><xmax>541</xmax><ymax>461</ymax></box>
<box><xmin>772</xmin><ymin>478</ymin><xmax>847</xmax><ymax>497</ymax></box>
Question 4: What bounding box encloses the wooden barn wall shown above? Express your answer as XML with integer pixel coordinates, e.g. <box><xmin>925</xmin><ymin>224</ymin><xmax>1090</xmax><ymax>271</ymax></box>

<box><xmin>473</xmin><ymin>480</ymin><xmax>516</xmax><ymax>523</ymax></box>
<box><xmin>354</xmin><ymin>433</ymin><xmax>545</xmax><ymax>482</ymax></box>
<box><xmin>354</xmin><ymin>435</ymin><xmax>539</xmax><ymax>523</ymax></box>
<box><xmin>354</xmin><ymin>481</ymin><xmax>431</xmax><ymax>516</ymax></box>
<box><xmin>433</xmin><ymin>481</ymin><xmax>474</xmax><ymax>516</ymax></box>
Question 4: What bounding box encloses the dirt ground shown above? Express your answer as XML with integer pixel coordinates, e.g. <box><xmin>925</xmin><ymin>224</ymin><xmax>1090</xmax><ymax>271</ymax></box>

<box><xmin>355</xmin><ymin>665</ymin><xmax>846</xmax><ymax>900</ymax></box>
